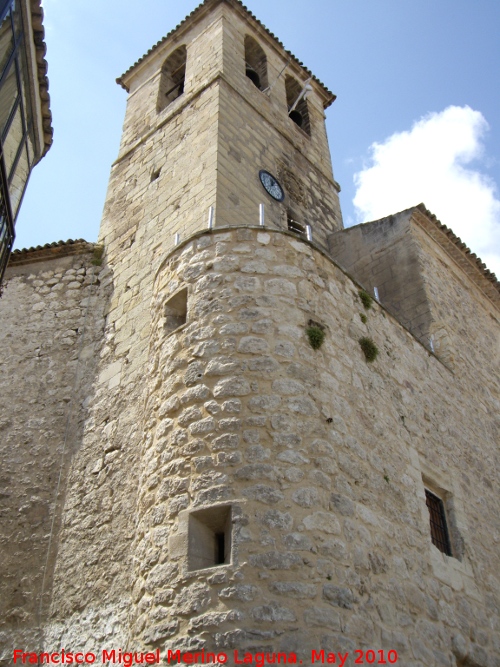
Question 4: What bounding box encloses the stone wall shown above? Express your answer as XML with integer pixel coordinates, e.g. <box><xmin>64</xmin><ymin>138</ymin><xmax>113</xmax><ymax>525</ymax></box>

<box><xmin>215</xmin><ymin>5</ymin><xmax>343</xmax><ymax>245</ymax></box>
<box><xmin>120</xmin><ymin>227</ymin><xmax>497</xmax><ymax>665</ymax></box>
<box><xmin>1</xmin><ymin>0</ymin><xmax>499</xmax><ymax>663</ymax></box>
<box><xmin>329</xmin><ymin>208</ymin><xmax>500</xmax><ymax>372</ymax></box>
<box><xmin>113</xmin><ymin>0</ymin><xmax>342</xmax><ymax>267</ymax></box>
<box><xmin>329</xmin><ymin>212</ymin><xmax>434</xmax><ymax>346</ymax></box>
<box><xmin>0</xmin><ymin>225</ymin><xmax>498</xmax><ymax>665</ymax></box>
<box><xmin>0</xmin><ymin>248</ymin><xmax>105</xmax><ymax>660</ymax></box>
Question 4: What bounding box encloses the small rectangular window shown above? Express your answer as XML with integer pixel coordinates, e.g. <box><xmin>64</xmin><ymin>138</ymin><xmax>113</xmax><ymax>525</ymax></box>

<box><xmin>188</xmin><ymin>505</ymin><xmax>232</xmax><ymax>571</ymax></box>
<box><xmin>425</xmin><ymin>489</ymin><xmax>452</xmax><ymax>556</ymax></box>
<box><xmin>164</xmin><ymin>287</ymin><xmax>188</xmax><ymax>334</ymax></box>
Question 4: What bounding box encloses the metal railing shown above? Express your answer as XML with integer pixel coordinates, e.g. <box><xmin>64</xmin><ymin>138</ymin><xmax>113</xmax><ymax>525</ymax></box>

<box><xmin>170</xmin><ymin>203</ymin><xmax>314</xmax><ymax>248</ymax></box>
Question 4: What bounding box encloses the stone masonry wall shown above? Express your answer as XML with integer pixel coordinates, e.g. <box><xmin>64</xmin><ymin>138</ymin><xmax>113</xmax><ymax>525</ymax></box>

<box><xmin>1</xmin><ymin>1</ymin><xmax>498</xmax><ymax>662</ymax></box>
<box><xmin>0</xmin><ymin>250</ymin><xmax>105</xmax><ymax>661</ymax></box>
<box><xmin>215</xmin><ymin>6</ymin><xmax>343</xmax><ymax>246</ymax></box>
<box><xmin>411</xmin><ymin>221</ymin><xmax>500</xmax><ymax>404</ymax></box>
<box><xmin>119</xmin><ymin>227</ymin><xmax>499</xmax><ymax>666</ymax></box>
<box><xmin>0</xmin><ymin>226</ymin><xmax>498</xmax><ymax>665</ymax></box>
<box><xmin>329</xmin><ymin>213</ymin><xmax>434</xmax><ymax>346</ymax></box>
<box><xmin>118</xmin><ymin>4</ymin><xmax>225</xmax><ymax>156</ymax></box>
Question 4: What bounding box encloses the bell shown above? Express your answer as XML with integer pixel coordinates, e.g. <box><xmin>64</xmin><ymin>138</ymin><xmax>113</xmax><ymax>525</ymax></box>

<box><xmin>246</xmin><ymin>67</ymin><xmax>261</xmax><ymax>89</ymax></box>
<box><xmin>289</xmin><ymin>109</ymin><xmax>303</xmax><ymax>127</ymax></box>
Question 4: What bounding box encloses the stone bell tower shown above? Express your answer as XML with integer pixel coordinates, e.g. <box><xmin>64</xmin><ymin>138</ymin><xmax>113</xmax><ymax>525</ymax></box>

<box><xmin>41</xmin><ymin>0</ymin><xmax>347</xmax><ymax>653</ymax></box>
<box><xmin>55</xmin><ymin>0</ymin><xmax>346</xmax><ymax>654</ymax></box>
<box><xmin>102</xmin><ymin>0</ymin><xmax>343</xmax><ymax>267</ymax></box>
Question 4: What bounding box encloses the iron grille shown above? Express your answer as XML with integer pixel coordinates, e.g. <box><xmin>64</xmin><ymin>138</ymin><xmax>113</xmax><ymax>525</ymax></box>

<box><xmin>425</xmin><ymin>489</ymin><xmax>452</xmax><ymax>556</ymax></box>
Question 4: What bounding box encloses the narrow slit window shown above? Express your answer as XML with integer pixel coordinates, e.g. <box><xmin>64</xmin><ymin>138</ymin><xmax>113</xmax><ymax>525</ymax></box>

<box><xmin>157</xmin><ymin>45</ymin><xmax>187</xmax><ymax>113</ymax></box>
<box><xmin>425</xmin><ymin>489</ymin><xmax>452</xmax><ymax>556</ymax></box>
<box><xmin>215</xmin><ymin>532</ymin><xmax>225</xmax><ymax>565</ymax></box>
<box><xmin>285</xmin><ymin>74</ymin><xmax>311</xmax><ymax>136</ymax></box>
<box><xmin>188</xmin><ymin>505</ymin><xmax>232</xmax><ymax>571</ymax></box>
<box><xmin>244</xmin><ymin>35</ymin><xmax>268</xmax><ymax>91</ymax></box>
<box><xmin>164</xmin><ymin>287</ymin><xmax>188</xmax><ymax>333</ymax></box>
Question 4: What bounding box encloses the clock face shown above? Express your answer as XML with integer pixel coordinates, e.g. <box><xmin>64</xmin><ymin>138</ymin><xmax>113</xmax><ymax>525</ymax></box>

<box><xmin>259</xmin><ymin>170</ymin><xmax>285</xmax><ymax>202</ymax></box>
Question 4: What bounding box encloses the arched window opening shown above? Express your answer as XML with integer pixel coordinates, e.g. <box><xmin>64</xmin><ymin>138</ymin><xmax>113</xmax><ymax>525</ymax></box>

<box><xmin>157</xmin><ymin>45</ymin><xmax>187</xmax><ymax>113</ymax></box>
<box><xmin>285</xmin><ymin>75</ymin><xmax>311</xmax><ymax>136</ymax></box>
<box><xmin>244</xmin><ymin>35</ymin><xmax>268</xmax><ymax>92</ymax></box>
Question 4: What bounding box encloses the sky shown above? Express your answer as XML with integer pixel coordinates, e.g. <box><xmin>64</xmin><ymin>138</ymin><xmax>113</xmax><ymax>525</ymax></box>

<box><xmin>16</xmin><ymin>0</ymin><xmax>500</xmax><ymax>277</ymax></box>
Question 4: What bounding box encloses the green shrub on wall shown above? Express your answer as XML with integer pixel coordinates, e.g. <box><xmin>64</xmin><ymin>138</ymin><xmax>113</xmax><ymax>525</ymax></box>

<box><xmin>358</xmin><ymin>289</ymin><xmax>373</xmax><ymax>310</ymax></box>
<box><xmin>92</xmin><ymin>245</ymin><xmax>104</xmax><ymax>266</ymax></box>
<box><xmin>359</xmin><ymin>337</ymin><xmax>379</xmax><ymax>362</ymax></box>
<box><xmin>306</xmin><ymin>325</ymin><xmax>325</xmax><ymax>350</ymax></box>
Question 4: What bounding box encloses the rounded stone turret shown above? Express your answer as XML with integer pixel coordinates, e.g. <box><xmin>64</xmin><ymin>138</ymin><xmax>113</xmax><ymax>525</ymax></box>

<box><xmin>130</xmin><ymin>227</ymin><xmax>358</xmax><ymax>659</ymax></box>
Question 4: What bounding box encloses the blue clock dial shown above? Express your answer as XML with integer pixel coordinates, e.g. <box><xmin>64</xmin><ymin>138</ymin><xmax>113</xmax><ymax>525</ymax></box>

<box><xmin>259</xmin><ymin>170</ymin><xmax>285</xmax><ymax>202</ymax></box>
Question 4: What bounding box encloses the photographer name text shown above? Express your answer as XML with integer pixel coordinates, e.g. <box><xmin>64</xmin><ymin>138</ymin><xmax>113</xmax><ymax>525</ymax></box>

<box><xmin>14</xmin><ymin>648</ymin><xmax>399</xmax><ymax>665</ymax></box>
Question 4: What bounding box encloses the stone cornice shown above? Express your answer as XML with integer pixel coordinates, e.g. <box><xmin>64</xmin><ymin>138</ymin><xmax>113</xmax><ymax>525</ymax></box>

<box><xmin>411</xmin><ymin>204</ymin><xmax>500</xmax><ymax>310</ymax></box>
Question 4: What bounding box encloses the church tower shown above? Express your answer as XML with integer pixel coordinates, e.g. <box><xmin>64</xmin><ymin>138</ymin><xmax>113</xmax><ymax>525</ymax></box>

<box><xmin>40</xmin><ymin>0</ymin><xmax>349</xmax><ymax>655</ymax></box>
<box><xmin>103</xmin><ymin>0</ymin><xmax>342</xmax><ymax>266</ymax></box>
<box><xmin>87</xmin><ymin>0</ymin><xmax>346</xmax><ymax>654</ymax></box>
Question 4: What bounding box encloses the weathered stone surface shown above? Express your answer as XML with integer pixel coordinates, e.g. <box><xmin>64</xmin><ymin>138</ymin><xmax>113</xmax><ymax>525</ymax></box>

<box><xmin>303</xmin><ymin>512</ymin><xmax>341</xmax><ymax>534</ymax></box>
<box><xmin>242</xmin><ymin>485</ymin><xmax>284</xmax><ymax>504</ymax></box>
<box><xmin>188</xmin><ymin>417</ymin><xmax>216</xmax><ymax>434</ymax></box>
<box><xmin>189</xmin><ymin>610</ymin><xmax>241</xmax><ymax>631</ymax></box>
<box><xmin>213</xmin><ymin>377</ymin><xmax>251</xmax><ymax>397</ymax></box>
<box><xmin>249</xmin><ymin>551</ymin><xmax>302</xmax><ymax>570</ymax></box>
<box><xmin>234</xmin><ymin>464</ymin><xmax>276</xmax><ymax>481</ymax></box>
<box><xmin>283</xmin><ymin>533</ymin><xmax>314</xmax><ymax>551</ymax></box>
<box><xmin>292</xmin><ymin>488</ymin><xmax>321</xmax><ymax>508</ymax></box>
<box><xmin>330</xmin><ymin>493</ymin><xmax>355</xmax><ymax>516</ymax></box>
<box><xmin>211</xmin><ymin>433</ymin><xmax>239</xmax><ymax>450</ymax></box>
<box><xmin>251</xmin><ymin>602</ymin><xmax>296</xmax><ymax>622</ymax></box>
<box><xmin>260</xmin><ymin>510</ymin><xmax>293</xmax><ymax>531</ymax></box>
<box><xmin>184</xmin><ymin>362</ymin><xmax>205</xmax><ymax>386</ymax></box>
<box><xmin>180</xmin><ymin>384</ymin><xmax>211</xmax><ymax>404</ymax></box>
<box><xmin>146</xmin><ymin>563</ymin><xmax>178</xmax><ymax>592</ymax></box>
<box><xmin>0</xmin><ymin>2</ymin><xmax>498</xmax><ymax>658</ymax></box>
<box><xmin>177</xmin><ymin>406</ymin><xmax>202</xmax><ymax>426</ymax></box>
<box><xmin>237</xmin><ymin>336</ymin><xmax>269</xmax><ymax>354</ymax></box>
<box><xmin>248</xmin><ymin>395</ymin><xmax>281</xmax><ymax>412</ymax></box>
<box><xmin>303</xmin><ymin>606</ymin><xmax>341</xmax><ymax>630</ymax></box>
<box><xmin>269</xmin><ymin>582</ymin><xmax>317</xmax><ymax>599</ymax></box>
<box><xmin>205</xmin><ymin>358</ymin><xmax>241</xmax><ymax>376</ymax></box>
<box><xmin>322</xmin><ymin>585</ymin><xmax>357</xmax><ymax>609</ymax></box>
<box><xmin>219</xmin><ymin>585</ymin><xmax>259</xmax><ymax>602</ymax></box>
<box><xmin>159</xmin><ymin>395</ymin><xmax>180</xmax><ymax>417</ymax></box>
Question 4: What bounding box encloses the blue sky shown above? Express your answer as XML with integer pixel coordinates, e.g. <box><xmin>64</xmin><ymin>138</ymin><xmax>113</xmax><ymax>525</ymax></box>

<box><xmin>17</xmin><ymin>0</ymin><xmax>500</xmax><ymax>275</ymax></box>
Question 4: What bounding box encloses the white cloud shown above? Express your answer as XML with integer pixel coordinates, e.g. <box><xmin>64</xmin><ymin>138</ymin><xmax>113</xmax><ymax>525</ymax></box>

<box><xmin>352</xmin><ymin>105</ymin><xmax>500</xmax><ymax>277</ymax></box>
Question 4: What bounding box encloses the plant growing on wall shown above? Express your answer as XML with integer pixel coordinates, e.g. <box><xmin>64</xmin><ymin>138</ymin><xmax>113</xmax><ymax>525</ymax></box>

<box><xmin>306</xmin><ymin>322</ymin><xmax>325</xmax><ymax>350</ymax></box>
<box><xmin>358</xmin><ymin>289</ymin><xmax>373</xmax><ymax>310</ymax></box>
<box><xmin>91</xmin><ymin>245</ymin><xmax>104</xmax><ymax>266</ymax></box>
<box><xmin>359</xmin><ymin>336</ymin><xmax>379</xmax><ymax>362</ymax></box>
